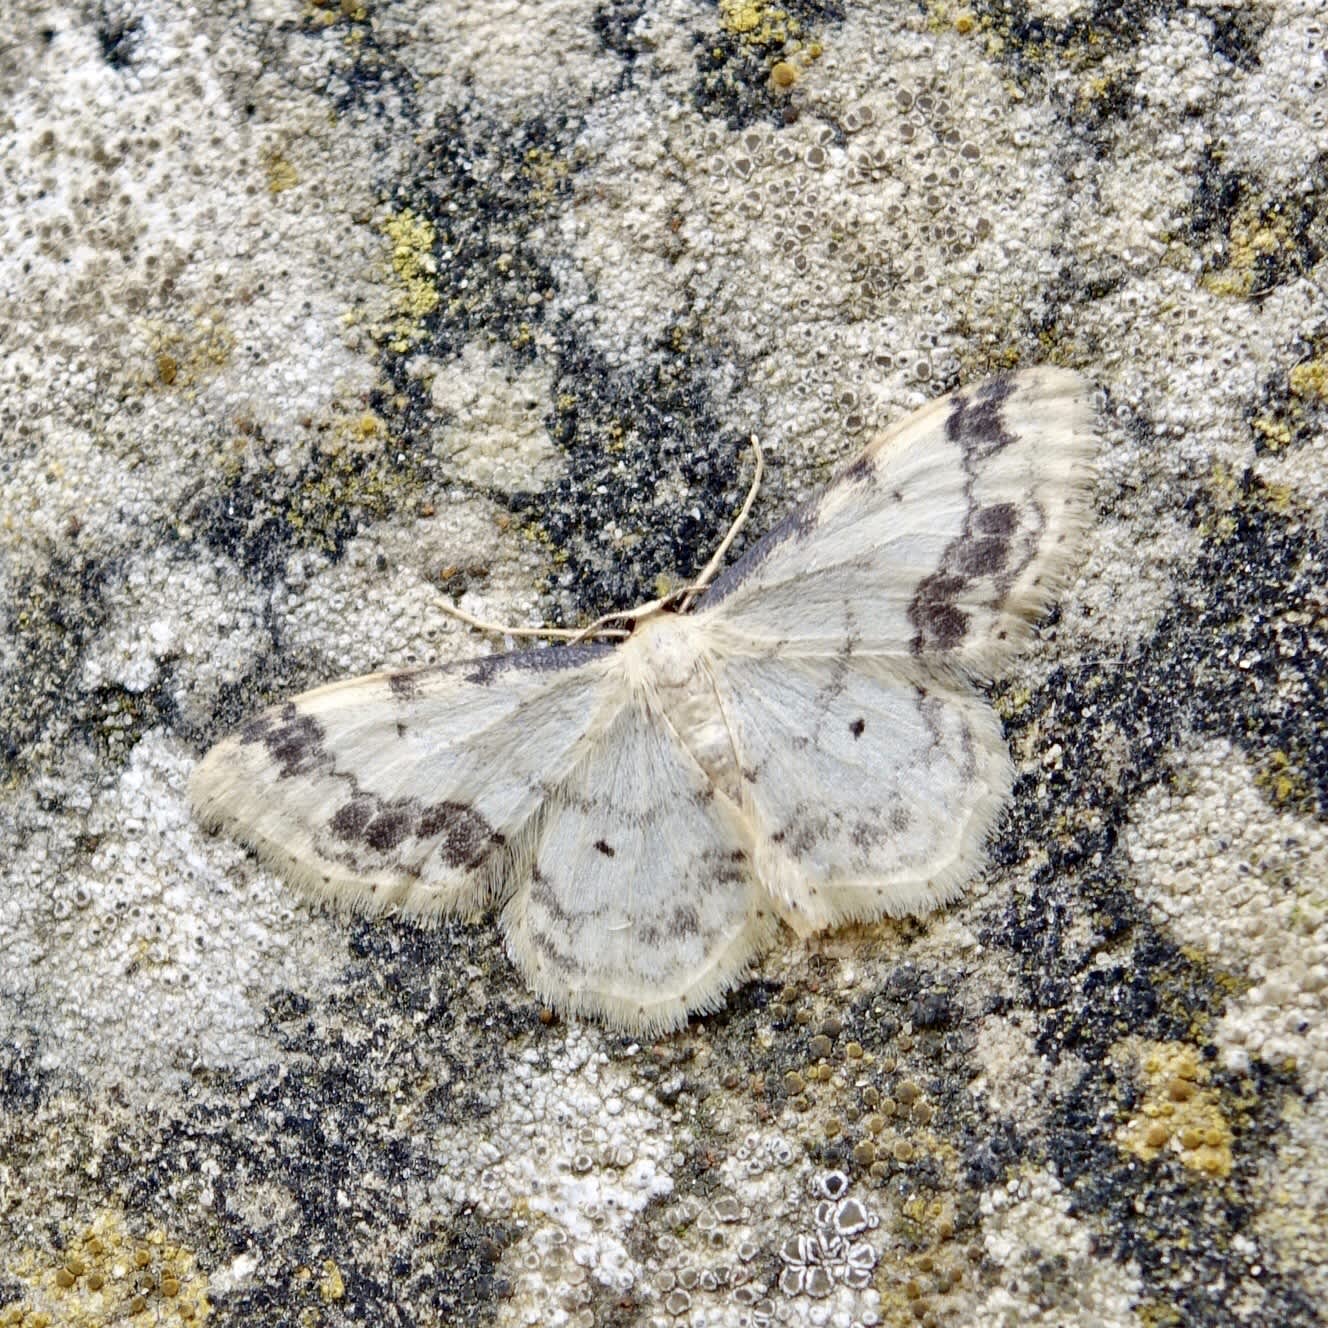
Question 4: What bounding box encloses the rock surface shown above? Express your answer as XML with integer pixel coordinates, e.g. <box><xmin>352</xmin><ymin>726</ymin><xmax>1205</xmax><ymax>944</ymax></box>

<box><xmin>2</xmin><ymin>3</ymin><xmax>1325</xmax><ymax>1326</ymax></box>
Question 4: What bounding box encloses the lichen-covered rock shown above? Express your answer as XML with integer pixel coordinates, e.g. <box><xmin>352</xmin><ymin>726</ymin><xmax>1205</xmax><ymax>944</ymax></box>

<box><xmin>2</xmin><ymin>2</ymin><xmax>1325</xmax><ymax>1325</ymax></box>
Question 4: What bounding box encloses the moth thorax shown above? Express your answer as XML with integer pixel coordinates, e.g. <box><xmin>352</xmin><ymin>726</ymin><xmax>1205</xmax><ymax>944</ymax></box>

<box><xmin>630</xmin><ymin>614</ymin><xmax>707</xmax><ymax>688</ymax></box>
<box><xmin>629</xmin><ymin>616</ymin><xmax>741</xmax><ymax>801</ymax></box>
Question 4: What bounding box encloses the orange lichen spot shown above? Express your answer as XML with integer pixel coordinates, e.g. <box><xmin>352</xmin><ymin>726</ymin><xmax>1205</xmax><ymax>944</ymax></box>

<box><xmin>771</xmin><ymin>60</ymin><xmax>797</xmax><ymax>89</ymax></box>
<box><xmin>1145</xmin><ymin>1122</ymin><xmax>1171</xmax><ymax>1149</ymax></box>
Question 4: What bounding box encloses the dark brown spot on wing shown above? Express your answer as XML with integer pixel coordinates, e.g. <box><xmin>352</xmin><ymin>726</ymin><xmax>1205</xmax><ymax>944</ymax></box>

<box><xmin>594</xmin><ymin>839</ymin><xmax>616</xmax><ymax>858</ymax></box>
<box><xmin>908</xmin><ymin>380</ymin><xmax>1038</xmax><ymax>655</ymax></box>
<box><xmin>908</xmin><ymin>572</ymin><xmax>970</xmax><ymax>651</ymax></box>
<box><xmin>387</xmin><ymin>671</ymin><xmax>419</xmax><ymax>700</ymax></box>
<box><xmin>701</xmin><ymin>504</ymin><xmax>823</xmax><ymax>606</ymax></box>
<box><xmin>842</xmin><ymin>455</ymin><xmax>874</xmax><ymax>485</ymax></box>
<box><xmin>365</xmin><ymin>802</ymin><xmax>416</xmax><ymax>852</ymax></box>
<box><xmin>976</xmin><ymin>501</ymin><xmax>1018</xmax><ymax>535</ymax></box>
<box><xmin>946</xmin><ymin>376</ymin><xmax>1017</xmax><ymax>459</ymax></box>
<box><xmin>463</xmin><ymin>642</ymin><xmax>612</xmax><ymax>685</ymax></box>
<box><xmin>670</xmin><ymin>906</ymin><xmax>700</xmax><ymax>936</ymax></box>
<box><xmin>529</xmin><ymin>928</ymin><xmax>575</xmax><ymax>975</ymax></box>
<box><xmin>418</xmin><ymin>800</ymin><xmax>502</xmax><ymax>869</ymax></box>
<box><xmin>242</xmin><ymin>704</ymin><xmax>330</xmax><ymax>779</ymax></box>
<box><xmin>956</xmin><ymin>534</ymin><xmax>1010</xmax><ymax>578</ymax></box>
<box><xmin>330</xmin><ymin>795</ymin><xmax>376</xmax><ymax>841</ymax></box>
<box><xmin>529</xmin><ymin>866</ymin><xmax>574</xmax><ymax>925</ymax></box>
<box><xmin>849</xmin><ymin>717</ymin><xmax>866</xmax><ymax>739</ymax></box>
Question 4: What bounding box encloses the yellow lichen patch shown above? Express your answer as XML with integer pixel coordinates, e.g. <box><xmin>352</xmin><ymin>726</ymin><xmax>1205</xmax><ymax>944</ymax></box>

<box><xmin>924</xmin><ymin>1</ymin><xmax>988</xmax><ymax>40</ymax></box>
<box><xmin>1289</xmin><ymin>354</ymin><xmax>1328</xmax><ymax>403</ymax></box>
<box><xmin>1255</xmin><ymin>749</ymin><xmax>1316</xmax><ymax>813</ymax></box>
<box><xmin>318</xmin><ymin>1259</ymin><xmax>346</xmax><ymax>1303</ymax></box>
<box><xmin>4</xmin><ymin>1209</ymin><xmax>210</xmax><ymax>1325</ymax></box>
<box><xmin>145</xmin><ymin>317</ymin><xmax>234</xmax><ymax>393</ymax></box>
<box><xmin>718</xmin><ymin>0</ymin><xmax>799</xmax><ymax>47</ymax></box>
<box><xmin>303</xmin><ymin>0</ymin><xmax>368</xmax><ymax>26</ymax></box>
<box><xmin>1251</xmin><ymin>413</ymin><xmax>1293</xmax><ymax>452</ymax></box>
<box><xmin>521</xmin><ymin>147</ymin><xmax>571</xmax><ymax>211</ymax></box>
<box><xmin>1114</xmin><ymin>1039</ymin><xmax>1233</xmax><ymax>1178</ymax></box>
<box><xmin>282</xmin><ymin>443</ymin><xmax>412</xmax><ymax>551</ymax></box>
<box><xmin>873</xmin><ymin>1216</ymin><xmax>966</xmax><ymax>1321</ymax></box>
<box><xmin>349</xmin><ymin>410</ymin><xmax>386</xmax><ymax>447</ymax></box>
<box><xmin>1199</xmin><ymin>203</ymin><xmax>1295</xmax><ymax>299</ymax></box>
<box><xmin>265</xmin><ymin>150</ymin><xmax>299</xmax><ymax>195</ymax></box>
<box><xmin>993</xmin><ymin>683</ymin><xmax>1032</xmax><ymax>723</ymax></box>
<box><xmin>303</xmin><ymin>0</ymin><xmax>340</xmax><ymax>28</ymax></box>
<box><xmin>381</xmin><ymin>209</ymin><xmax>440</xmax><ymax>352</ymax></box>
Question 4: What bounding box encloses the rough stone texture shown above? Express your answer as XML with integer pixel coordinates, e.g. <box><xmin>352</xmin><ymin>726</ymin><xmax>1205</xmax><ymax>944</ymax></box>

<box><xmin>2</xmin><ymin>2</ymin><xmax>1325</xmax><ymax>1326</ymax></box>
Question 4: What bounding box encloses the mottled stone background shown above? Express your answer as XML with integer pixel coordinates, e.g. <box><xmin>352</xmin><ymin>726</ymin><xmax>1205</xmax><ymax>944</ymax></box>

<box><xmin>2</xmin><ymin>1</ymin><xmax>1325</xmax><ymax>1325</ymax></box>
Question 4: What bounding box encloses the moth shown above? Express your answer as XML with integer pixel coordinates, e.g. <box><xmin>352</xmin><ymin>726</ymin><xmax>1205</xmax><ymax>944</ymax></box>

<box><xmin>191</xmin><ymin>368</ymin><xmax>1096</xmax><ymax>1033</ymax></box>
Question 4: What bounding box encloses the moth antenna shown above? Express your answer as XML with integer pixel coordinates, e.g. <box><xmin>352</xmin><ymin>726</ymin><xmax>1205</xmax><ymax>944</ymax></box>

<box><xmin>441</xmin><ymin>435</ymin><xmax>761</xmax><ymax>644</ymax></box>
<box><xmin>680</xmin><ymin>434</ymin><xmax>765</xmax><ymax>612</ymax></box>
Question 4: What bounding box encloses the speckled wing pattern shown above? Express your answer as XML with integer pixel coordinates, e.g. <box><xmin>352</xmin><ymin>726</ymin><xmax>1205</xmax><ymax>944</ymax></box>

<box><xmin>191</xmin><ymin>367</ymin><xmax>1096</xmax><ymax>1032</ymax></box>
<box><xmin>190</xmin><ymin>646</ymin><xmax>623</xmax><ymax>919</ymax></box>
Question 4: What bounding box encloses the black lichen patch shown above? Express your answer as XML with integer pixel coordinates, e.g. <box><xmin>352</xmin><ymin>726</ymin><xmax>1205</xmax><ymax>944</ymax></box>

<box><xmin>83</xmin><ymin>665</ymin><xmax>182</xmax><ymax>767</ymax></box>
<box><xmin>401</xmin><ymin>110</ymin><xmax>573</xmax><ymax>363</ymax></box>
<box><xmin>1049</xmin><ymin>1058</ymin><xmax>1319</xmax><ymax>1327</ymax></box>
<box><xmin>95</xmin><ymin>0</ymin><xmax>140</xmax><ymax>69</ymax></box>
<box><xmin>188</xmin><ymin>433</ymin><xmax>431</xmax><ymax>587</ymax></box>
<box><xmin>98</xmin><ymin>920</ymin><xmax>530</xmax><ymax>1326</ymax></box>
<box><xmin>0</xmin><ymin>1022</ymin><xmax>47</xmax><ymax>1113</ymax></box>
<box><xmin>421</xmin><ymin>1211</ymin><xmax>514</xmax><ymax>1326</ymax></box>
<box><xmin>954</xmin><ymin>2</ymin><xmax>1271</xmax><ymax>144</ymax></box>
<box><xmin>179</xmin><ymin>104</ymin><xmax>755</xmax><ymax>622</ymax></box>
<box><xmin>0</xmin><ymin>1277</ymin><xmax>22</xmax><ymax>1314</ymax></box>
<box><xmin>368</xmin><ymin>112</ymin><xmax>765</xmax><ymax>614</ymax></box>
<box><xmin>593</xmin><ymin>0</ymin><xmax>651</xmax><ymax>70</ymax></box>
<box><xmin>1191</xmin><ymin>163</ymin><xmax>1327</xmax><ymax>300</ymax></box>
<box><xmin>299</xmin><ymin>1</ymin><xmax>417</xmax><ymax>121</ymax></box>
<box><xmin>970</xmin><ymin>471</ymin><xmax>1327</xmax><ymax>1319</ymax></box>
<box><xmin>1002</xmin><ymin>469</ymin><xmax>1328</xmax><ymax>854</ymax></box>
<box><xmin>0</xmin><ymin>554</ymin><xmax>107</xmax><ymax>779</ymax></box>
<box><xmin>1208</xmin><ymin>3</ymin><xmax>1277</xmax><ymax>72</ymax></box>
<box><xmin>538</xmin><ymin>335</ymin><xmax>753</xmax><ymax>615</ymax></box>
